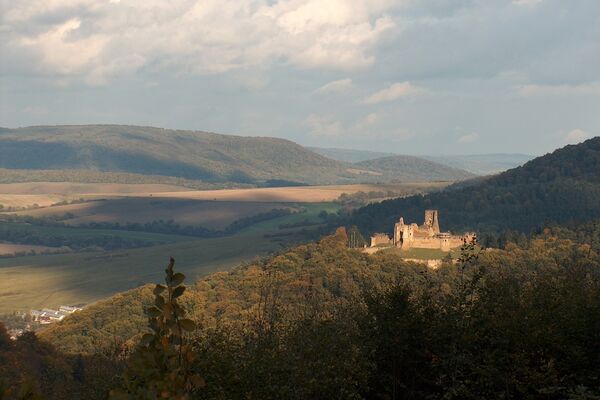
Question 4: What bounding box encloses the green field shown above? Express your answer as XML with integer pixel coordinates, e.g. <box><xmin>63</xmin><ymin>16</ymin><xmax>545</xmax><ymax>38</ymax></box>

<box><xmin>0</xmin><ymin>202</ymin><xmax>337</xmax><ymax>313</ymax></box>
<box><xmin>0</xmin><ymin>229</ymin><xmax>305</xmax><ymax>313</ymax></box>
<box><xmin>238</xmin><ymin>202</ymin><xmax>340</xmax><ymax>233</ymax></box>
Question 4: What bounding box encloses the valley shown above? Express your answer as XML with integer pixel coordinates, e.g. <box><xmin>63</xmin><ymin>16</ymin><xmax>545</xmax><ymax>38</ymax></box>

<box><xmin>0</xmin><ymin>180</ymin><xmax>447</xmax><ymax>312</ymax></box>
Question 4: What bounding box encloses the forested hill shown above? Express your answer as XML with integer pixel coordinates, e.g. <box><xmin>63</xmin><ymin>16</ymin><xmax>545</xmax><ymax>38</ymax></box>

<box><xmin>348</xmin><ymin>137</ymin><xmax>600</xmax><ymax>234</ymax></box>
<box><xmin>0</xmin><ymin>125</ymin><xmax>363</xmax><ymax>185</ymax></box>
<box><xmin>12</xmin><ymin>225</ymin><xmax>600</xmax><ymax>398</ymax></box>
<box><xmin>355</xmin><ymin>155</ymin><xmax>475</xmax><ymax>182</ymax></box>
<box><xmin>0</xmin><ymin>125</ymin><xmax>477</xmax><ymax>185</ymax></box>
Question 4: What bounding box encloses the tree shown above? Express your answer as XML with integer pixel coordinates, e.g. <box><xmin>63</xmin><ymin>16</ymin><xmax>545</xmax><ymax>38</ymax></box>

<box><xmin>110</xmin><ymin>258</ymin><xmax>204</xmax><ymax>399</ymax></box>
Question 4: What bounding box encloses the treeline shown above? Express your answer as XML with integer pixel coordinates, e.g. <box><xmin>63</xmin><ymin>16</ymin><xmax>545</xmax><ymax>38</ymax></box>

<box><xmin>75</xmin><ymin>208</ymin><xmax>292</xmax><ymax>236</ymax></box>
<box><xmin>0</xmin><ymin>223</ymin><xmax>154</xmax><ymax>252</ymax></box>
<box><xmin>0</xmin><ymin>209</ymin><xmax>293</xmax><ymax>252</ymax></box>
<box><xmin>347</xmin><ymin>137</ymin><xmax>600</xmax><ymax>235</ymax></box>
<box><xmin>14</xmin><ymin>225</ymin><xmax>598</xmax><ymax>399</ymax></box>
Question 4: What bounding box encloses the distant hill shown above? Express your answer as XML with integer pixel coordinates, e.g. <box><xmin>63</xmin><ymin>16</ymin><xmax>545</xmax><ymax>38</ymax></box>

<box><xmin>308</xmin><ymin>147</ymin><xmax>394</xmax><ymax>163</ymax></box>
<box><xmin>348</xmin><ymin>137</ymin><xmax>600</xmax><ymax>234</ymax></box>
<box><xmin>354</xmin><ymin>155</ymin><xmax>475</xmax><ymax>182</ymax></box>
<box><xmin>422</xmin><ymin>154</ymin><xmax>534</xmax><ymax>175</ymax></box>
<box><xmin>310</xmin><ymin>146</ymin><xmax>532</xmax><ymax>176</ymax></box>
<box><xmin>0</xmin><ymin>125</ymin><xmax>477</xmax><ymax>185</ymax></box>
<box><xmin>0</xmin><ymin>125</ymin><xmax>365</xmax><ymax>185</ymax></box>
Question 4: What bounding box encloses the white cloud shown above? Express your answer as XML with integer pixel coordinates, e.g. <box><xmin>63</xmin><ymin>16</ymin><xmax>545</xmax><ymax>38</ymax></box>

<box><xmin>2</xmin><ymin>0</ymin><xmax>398</xmax><ymax>85</ymax></box>
<box><xmin>315</xmin><ymin>78</ymin><xmax>353</xmax><ymax>94</ymax></box>
<box><xmin>306</xmin><ymin>114</ymin><xmax>344</xmax><ymax>136</ymax></box>
<box><xmin>363</xmin><ymin>82</ymin><xmax>425</xmax><ymax>104</ymax></box>
<box><xmin>457</xmin><ymin>132</ymin><xmax>479</xmax><ymax>144</ymax></box>
<box><xmin>353</xmin><ymin>112</ymin><xmax>378</xmax><ymax>131</ymax></box>
<box><xmin>564</xmin><ymin>129</ymin><xmax>591</xmax><ymax>143</ymax></box>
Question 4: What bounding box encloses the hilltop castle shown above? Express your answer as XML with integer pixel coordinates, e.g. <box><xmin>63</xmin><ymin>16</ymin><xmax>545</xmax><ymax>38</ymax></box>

<box><xmin>370</xmin><ymin>210</ymin><xmax>473</xmax><ymax>252</ymax></box>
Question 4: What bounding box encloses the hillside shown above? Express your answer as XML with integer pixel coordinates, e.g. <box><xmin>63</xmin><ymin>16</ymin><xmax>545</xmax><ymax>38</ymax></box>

<box><xmin>28</xmin><ymin>227</ymin><xmax>600</xmax><ymax>399</ymax></box>
<box><xmin>423</xmin><ymin>153</ymin><xmax>534</xmax><ymax>175</ymax></box>
<box><xmin>0</xmin><ymin>126</ymin><xmax>481</xmax><ymax>185</ymax></box>
<box><xmin>0</xmin><ymin>125</ymin><xmax>367</xmax><ymax>185</ymax></box>
<box><xmin>354</xmin><ymin>155</ymin><xmax>475</xmax><ymax>182</ymax></box>
<box><xmin>348</xmin><ymin>137</ymin><xmax>600</xmax><ymax>234</ymax></box>
<box><xmin>308</xmin><ymin>146</ymin><xmax>394</xmax><ymax>163</ymax></box>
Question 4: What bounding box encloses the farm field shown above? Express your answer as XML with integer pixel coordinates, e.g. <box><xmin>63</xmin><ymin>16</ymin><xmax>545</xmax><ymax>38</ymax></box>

<box><xmin>134</xmin><ymin>182</ymin><xmax>449</xmax><ymax>202</ymax></box>
<box><xmin>0</xmin><ymin>181</ymin><xmax>450</xmax><ymax>210</ymax></box>
<box><xmin>0</xmin><ymin>242</ymin><xmax>63</xmax><ymax>256</ymax></box>
<box><xmin>14</xmin><ymin>198</ymin><xmax>299</xmax><ymax>229</ymax></box>
<box><xmin>0</xmin><ymin>181</ymin><xmax>448</xmax><ymax>312</ymax></box>
<box><xmin>0</xmin><ymin>230</ymin><xmax>297</xmax><ymax>313</ymax></box>
<box><xmin>0</xmin><ymin>182</ymin><xmax>193</xmax><ymax>195</ymax></box>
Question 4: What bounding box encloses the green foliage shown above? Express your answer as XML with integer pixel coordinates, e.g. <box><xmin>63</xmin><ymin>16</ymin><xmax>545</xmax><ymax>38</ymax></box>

<box><xmin>22</xmin><ymin>226</ymin><xmax>600</xmax><ymax>399</ymax></box>
<box><xmin>0</xmin><ymin>323</ymin><xmax>118</xmax><ymax>399</ymax></box>
<box><xmin>110</xmin><ymin>258</ymin><xmax>204</xmax><ymax>399</ymax></box>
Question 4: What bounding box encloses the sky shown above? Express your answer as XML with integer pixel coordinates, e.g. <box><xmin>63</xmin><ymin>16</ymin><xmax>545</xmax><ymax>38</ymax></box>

<box><xmin>1</xmin><ymin>0</ymin><xmax>599</xmax><ymax>155</ymax></box>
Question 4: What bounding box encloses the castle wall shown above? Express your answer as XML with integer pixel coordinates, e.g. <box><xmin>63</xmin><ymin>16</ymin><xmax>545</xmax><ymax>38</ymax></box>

<box><xmin>370</xmin><ymin>234</ymin><xmax>392</xmax><ymax>247</ymax></box>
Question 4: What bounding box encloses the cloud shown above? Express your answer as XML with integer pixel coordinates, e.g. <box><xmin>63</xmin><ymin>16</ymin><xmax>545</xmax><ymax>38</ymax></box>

<box><xmin>306</xmin><ymin>114</ymin><xmax>344</xmax><ymax>136</ymax></box>
<box><xmin>1</xmin><ymin>0</ymin><xmax>397</xmax><ymax>85</ymax></box>
<box><xmin>564</xmin><ymin>129</ymin><xmax>591</xmax><ymax>143</ymax></box>
<box><xmin>315</xmin><ymin>78</ymin><xmax>353</xmax><ymax>94</ymax></box>
<box><xmin>457</xmin><ymin>132</ymin><xmax>479</xmax><ymax>144</ymax></box>
<box><xmin>363</xmin><ymin>82</ymin><xmax>425</xmax><ymax>104</ymax></box>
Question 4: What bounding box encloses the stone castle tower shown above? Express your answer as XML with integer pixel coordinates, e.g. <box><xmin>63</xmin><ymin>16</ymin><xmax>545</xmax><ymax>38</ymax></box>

<box><xmin>423</xmin><ymin>209</ymin><xmax>440</xmax><ymax>235</ymax></box>
<box><xmin>370</xmin><ymin>209</ymin><xmax>472</xmax><ymax>252</ymax></box>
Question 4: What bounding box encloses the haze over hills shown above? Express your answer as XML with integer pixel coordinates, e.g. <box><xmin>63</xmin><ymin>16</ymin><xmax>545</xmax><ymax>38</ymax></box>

<box><xmin>0</xmin><ymin>125</ymin><xmax>475</xmax><ymax>185</ymax></box>
<box><xmin>355</xmin><ymin>155</ymin><xmax>476</xmax><ymax>182</ymax></box>
<box><xmin>310</xmin><ymin>146</ymin><xmax>533</xmax><ymax>176</ymax></box>
<box><xmin>422</xmin><ymin>154</ymin><xmax>535</xmax><ymax>175</ymax></box>
<box><xmin>349</xmin><ymin>137</ymin><xmax>600</xmax><ymax>234</ymax></box>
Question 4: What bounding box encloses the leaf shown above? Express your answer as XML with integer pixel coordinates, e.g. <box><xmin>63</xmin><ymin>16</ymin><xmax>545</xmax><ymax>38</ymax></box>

<box><xmin>179</xmin><ymin>319</ymin><xmax>196</xmax><ymax>332</ymax></box>
<box><xmin>172</xmin><ymin>286</ymin><xmax>186</xmax><ymax>298</ymax></box>
<box><xmin>170</xmin><ymin>272</ymin><xmax>185</xmax><ymax>286</ymax></box>
<box><xmin>153</xmin><ymin>284</ymin><xmax>166</xmax><ymax>295</ymax></box>
<box><xmin>155</xmin><ymin>295</ymin><xmax>165</xmax><ymax>309</ymax></box>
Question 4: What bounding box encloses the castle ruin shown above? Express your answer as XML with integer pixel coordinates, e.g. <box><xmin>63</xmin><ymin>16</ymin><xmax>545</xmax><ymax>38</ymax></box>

<box><xmin>370</xmin><ymin>210</ymin><xmax>473</xmax><ymax>252</ymax></box>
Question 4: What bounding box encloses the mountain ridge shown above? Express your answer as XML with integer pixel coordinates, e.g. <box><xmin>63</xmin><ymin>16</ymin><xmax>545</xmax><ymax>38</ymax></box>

<box><xmin>348</xmin><ymin>137</ymin><xmax>600</xmax><ymax>234</ymax></box>
<box><xmin>0</xmin><ymin>125</ymin><xmax>475</xmax><ymax>185</ymax></box>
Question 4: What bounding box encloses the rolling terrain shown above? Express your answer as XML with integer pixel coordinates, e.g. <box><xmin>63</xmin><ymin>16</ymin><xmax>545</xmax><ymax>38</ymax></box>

<box><xmin>0</xmin><ymin>180</ymin><xmax>445</xmax><ymax>311</ymax></box>
<box><xmin>0</xmin><ymin>125</ymin><xmax>475</xmax><ymax>185</ymax></box>
<box><xmin>355</xmin><ymin>155</ymin><xmax>476</xmax><ymax>181</ymax></box>
<box><xmin>349</xmin><ymin>137</ymin><xmax>600</xmax><ymax>235</ymax></box>
<box><xmin>422</xmin><ymin>153</ymin><xmax>535</xmax><ymax>175</ymax></box>
<box><xmin>0</xmin><ymin>125</ymin><xmax>364</xmax><ymax>185</ymax></box>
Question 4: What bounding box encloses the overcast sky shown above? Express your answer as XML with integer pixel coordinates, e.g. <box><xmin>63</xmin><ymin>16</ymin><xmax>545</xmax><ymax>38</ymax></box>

<box><xmin>1</xmin><ymin>0</ymin><xmax>599</xmax><ymax>155</ymax></box>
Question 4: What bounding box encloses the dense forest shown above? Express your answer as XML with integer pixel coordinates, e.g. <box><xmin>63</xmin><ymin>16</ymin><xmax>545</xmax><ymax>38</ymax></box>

<box><xmin>2</xmin><ymin>220</ymin><xmax>599</xmax><ymax>399</ymax></box>
<box><xmin>348</xmin><ymin>137</ymin><xmax>600</xmax><ymax>235</ymax></box>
